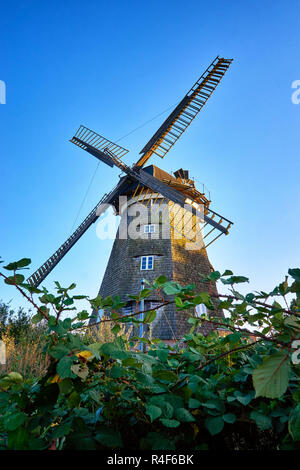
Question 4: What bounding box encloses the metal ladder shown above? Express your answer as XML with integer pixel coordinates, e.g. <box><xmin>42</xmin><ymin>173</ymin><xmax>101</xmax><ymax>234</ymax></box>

<box><xmin>137</xmin><ymin>57</ymin><xmax>233</xmax><ymax>165</ymax></box>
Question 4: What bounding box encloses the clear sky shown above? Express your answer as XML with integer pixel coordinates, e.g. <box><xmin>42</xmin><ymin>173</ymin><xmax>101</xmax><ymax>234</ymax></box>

<box><xmin>1</xmin><ymin>0</ymin><xmax>299</xmax><ymax>311</ymax></box>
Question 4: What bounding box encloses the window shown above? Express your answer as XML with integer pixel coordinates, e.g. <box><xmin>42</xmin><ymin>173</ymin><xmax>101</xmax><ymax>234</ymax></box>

<box><xmin>144</xmin><ymin>224</ymin><xmax>155</xmax><ymax>233</ymax></box>
<box><xmin>141</xmin><ymin>255</ymin><xmax>154</xmax><ymax>270</ymax></box>
<box><xmin>150</xmin><ymin>301</ymin><xmax>163</xmax><ymax>316</ymax></box>
<box><xmin>195</xmin><ymin>304</ymin><xmax>207</xmax><ymax>317</ymax></box>
<box><xmin>122</xmin><ymin>304</ymin><xmax>133</xmax><ymax>315</ymax></box>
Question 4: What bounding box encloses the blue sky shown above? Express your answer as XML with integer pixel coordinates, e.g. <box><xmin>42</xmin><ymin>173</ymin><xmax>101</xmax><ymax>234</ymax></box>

<box><xmin>1</xmin><ymin>0</ymin><xmax>299</xmax><ymax>311</ymax></box>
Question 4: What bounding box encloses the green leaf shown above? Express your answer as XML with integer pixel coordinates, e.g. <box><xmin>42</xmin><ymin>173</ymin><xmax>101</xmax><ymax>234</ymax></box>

<box><xmin>5</xmin><ymin>412</ymin><xmax>27</xmax><ymax>431</ymax></box>
<box><xmin>154</xmin><ymin>275</ymin><xmax>167</xmax><ymax>286</ymax></box>
<box><xmin>5</xmin><ymin>274</ymin><xmax>25</xmax><ymax>285</ymax></box>
<box><xmin>175</xmin><ymin>296</ymin><xmax>184</xmax><ymax>308</ymax></box>
<box><xmin>222</xmin><ymin>270</ymin><xmax>233</xmax><ymax>276</ymax></box>
<box><xmin>278</xmin><ymin>278</ymin><xmax>289</xmax><ymax>295</ymax></box>
<box><xmin>182</xmin><ymin>283</ymin><xmax>195</xmax><ymax>293</ymax></box>
<box><xmin>31</xmin><ymin>312</ymin><xmax>44</xmax><ymax>324</ymax></box>
<box><xmin>89</xmin><ymin>389</ymin><xmax>101</xmax><ymax>404</ymax></box>
<box><xmin>68</xmin><ymin>391</ymin><xmax>80</xmax><ymax>408</ymax></box>
<box><xmin>122</xmin><ymin>357</ymin><xmax>138</xmax><ymax>367</ymax></box>
<box><xmin>58</xmin><ymin>379</ymin><xmax>73</xmax><ymax>395</ymax></box>
<box><xmin>193</xmin><ymin>292</ymin><xmax>214</xmax><ymax>309</ymax></box>
<box><xmin>7</xmin><ymin>372</ymin><xmax>23</xmax><ymax>383</ymax></box>
<box><xmin>100</xmin><ymin>342</ymin><xmax>130</xmax><ymax>360</ymax></box>
<box><xmin>245</xmin><ymin>293</ymin><xmax>255</xmax><ymax>302</ymax></box>
<box><xmin>223</xmin><ymin>413</ymin><xmax>236</xmax><ymax>424</ymax></box>
<box><xmin>7</xmin><ymin>426</ymin><xmax>28</xmax><ymax>450</ymax></box>
<box><xmin>188</xmin><ymin>398</ymin><xmax>201</xmax><ymax>409</ymax></box>
<box><xmin>289</xmin><ymin>268</ymin><xmax>300</xmax><ymax>282</ymax></box>
<box><xmin>20</xmin><ymin>283</ymin><xmax>42</xmax><ymax>294</ymax></box>
<box><xmin>221</xmin><ymin>276</ymin><xmax>249</xmax><ymax>285</ymax></box>
<box><xmin>162</xmin><ymin>282</ymin><xmax>181</xmax><ymax>295</ymax></box>
<box><xmin>77</xmin><ymin>310</ymin><xmax>89</xmax><ymax>320</ymax></box>
<box><xmin>252</xmin><ymin>352</ymin><xmax>291</xmax><ymax>398</ymax></box>
<box><xmin>16</xmin><ymin>258</ymin><xmax>31</xmax><ymax>268</ymax></box>
<box><xmin>160</xmin><ymin>401</ymin><xmax>174</xmax><ymax>419</ymax></box>
<box><xmin>227</xmin><ymin>332</ymin><xmax>243</xmax><ymax>343</ymax></box>
<box><xmin>111</xmin><ymin>324</ymin><xmax>121</xmax><ymax>335</ymax></box>
<box><xmin>205</xmin><ymin>416</ymin><xmax>224</xmax><ymax>435</ymax></box>
<box><xmin>3</xmin><ymin>258</ymin><xmax>31</xmax><ymax>270</ymax></box>
<box><xmin>157</xmin><ymin>349</ymin><xmax>169</xmax><ymax>362</ymax></box>
<box><xmin>250</xmin><ymin>411</ymin><xmax>272</xmax><ymax>430</ymax></box>
<box><xmin>284</xmin><ymin>315</ymin><xmax>300</xmax><ymax>331</ymax></box>
<box><xmin>209</xmin><ymin>271</ymin><xmax>221</xmax><ymax>281</ymax></box>
<box><xmin>39</xmin><ymin>293</ymin><xmax>54</xmax><ymax>304</ymax></box>
<box><xmin>57</xmin><ymin>356</ymin><xmax>75</xmax><ymax>379</ymax></box>
<box><xmin>144</xmin><ymin>310</ymin><xmax>156</xmax><ymax>324</ymax></box>
<box><xmin>140</xmin><ymin>288</ymin><xmax>153</xmax><ymax>299</ymax></box>
<box><xmin>145</xmin><ymin>405</ymin><xmax>162</xmax><ymax>422</ymax></box>
<box><xmin>201</xmin><ymin>398</ymin><xmax>225</xmax><ymax>412</ymax></box>
<box><xmin>90</xmin><ymin>294</ymin><xmax>103</xmax><ymax>308</ymax></box>
<box><xmin>175</xmin><ymin>408</ymin><xmax>195</xmax><ymax>422</ymax></box>
<box><xmin>289</xmin><ymin>405</ymin><xmax>300</xmax><ymax>441</ymax></box>
<box><xmin>3</xmin><ymin>262</ymin><xmax>18</xmax><ymax>270</ymax></box>
<box><xmin>290</xmin><ymin>280</ymin><xmax>300</xmax><ymax>295</ymax></box>
<box><xmin>152</xmin><ymin>370</ymin><xmax>178</xmax><ymax>382</ymax></box>
<box><xmin>102</xmin><ymin>296</ymin><xmax>114</xmax><ymax>307</ymax></box>
<box><xmin>234</xmin><ymin>391</ymin><xmax>254</xmax><ymax>406</ymax></box>
<box><xmin>126</xmin><ymin>294</ymin><xmax>139</xmax><ymax>301</ymax></box>
<box><xmin>160</xmin><ymin>419</ymin><xmax>180</xmax><ymax>428</ymax></box>
<box><xmin>62</xmin><ymin>318</ymin><xmax>72</xmax><ymax>330</ymax></box>
<box><xmin>49</xmin><ymin>344</ymin><xmax>70</xmax><ymax>360</ymax></box>
<box><xmin>51</xmin><ymin>422</ymin><xmax>72</xmax><ymax>439</ymax></box>
<box><xmin>109</xmin><ymin>365</ymin><xmax>124</xmax><ymax>378</ymax></box>
<box><xmin>136</xmin><ymin>371</ymin><xmax>155</xmax><ymax>386</ymax></box>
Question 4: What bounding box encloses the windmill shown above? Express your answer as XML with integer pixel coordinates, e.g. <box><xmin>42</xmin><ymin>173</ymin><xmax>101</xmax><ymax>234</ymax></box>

<box><xmin>27</xmin><ymin>56</ymin><xmax>233</xmax><ymax>342</ymax></box>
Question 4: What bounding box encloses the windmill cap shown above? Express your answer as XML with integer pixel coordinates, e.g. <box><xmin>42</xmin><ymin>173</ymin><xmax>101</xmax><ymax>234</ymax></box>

<box><xmin>174</xmin><ymin>169</ymin><xmax>189</xmax><ymax>180</ymax></box>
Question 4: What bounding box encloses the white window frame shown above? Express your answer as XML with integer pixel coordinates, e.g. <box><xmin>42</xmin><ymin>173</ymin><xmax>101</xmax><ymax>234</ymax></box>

<box><xmin>195</xmin><ymin>303</ymin><xmax>207</xmax><ymax>317</ymax></box>
<box><xmin>140</xmin><ymin>255</ymin><xmax>154</xmax><ymax>270</ymax></box>
<box><xmin>144</xmin><ymin>224</ymin><xmax>155</xmax><ymax>234</ymax></box>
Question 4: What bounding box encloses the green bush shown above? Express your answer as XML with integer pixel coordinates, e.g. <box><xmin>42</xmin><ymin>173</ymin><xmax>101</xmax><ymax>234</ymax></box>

<box><xmin>0</xmin><ymin>257</ymin><xmax>300</xmax><ymax>450</ymax></box>
<box><xmin>0</xmin><ymin>300</ymin><xmax>48</xmax><ymax>380</ymax></box>
<box><xmin>0</xmin><ymin>301</ymin><xmax>31</xmax><ymax>343</ymax></box>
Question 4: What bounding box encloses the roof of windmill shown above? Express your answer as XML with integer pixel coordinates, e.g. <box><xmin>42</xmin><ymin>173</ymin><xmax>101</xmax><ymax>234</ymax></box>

<box><xmin>143</xmin><ymin>164</ymin><xmax>178</xmax><ymax>183</ymax></box>
<box><xmin>142</xmin><ymin>164</ymin><xmax>211</xmax><ymax>207</ymax></box>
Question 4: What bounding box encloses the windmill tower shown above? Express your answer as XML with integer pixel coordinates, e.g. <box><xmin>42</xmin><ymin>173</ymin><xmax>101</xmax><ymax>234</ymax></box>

<box><xmin>97</xmin><ymin>164</ymin><xmax>229</xmax><ymax>343</ymax></box>
<box><xmin>26</xmin><ymin>56</ymin><xmax>233</xmax><ymax>343</ymax></box>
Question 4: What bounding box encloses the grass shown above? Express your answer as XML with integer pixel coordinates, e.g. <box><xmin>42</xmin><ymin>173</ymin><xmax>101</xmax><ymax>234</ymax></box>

<box><xmin>0</xmin><ymin>323</ymin><xmax>49</xmax><ymax>379</ymax></box>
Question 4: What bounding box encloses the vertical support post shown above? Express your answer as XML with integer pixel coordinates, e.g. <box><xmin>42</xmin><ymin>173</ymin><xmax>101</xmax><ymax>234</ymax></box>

<box><xmin>139</xmin><ymin>279</ymin><xmax>145</xmax><ymax>351</ymax></box>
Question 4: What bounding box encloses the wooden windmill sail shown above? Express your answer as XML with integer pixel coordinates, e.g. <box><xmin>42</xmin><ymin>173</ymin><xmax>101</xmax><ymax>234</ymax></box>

<box><xmin>27</xmin><ymin>56</ymin><xmax>233</xmax><ymax>341</ymax></box>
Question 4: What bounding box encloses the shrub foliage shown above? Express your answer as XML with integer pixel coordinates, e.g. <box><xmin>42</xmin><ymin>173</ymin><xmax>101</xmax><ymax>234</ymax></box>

<box><xmin>0</xmin><ymin>257</ymin><xmax>300</xmax><ymax>450</ymax></box>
